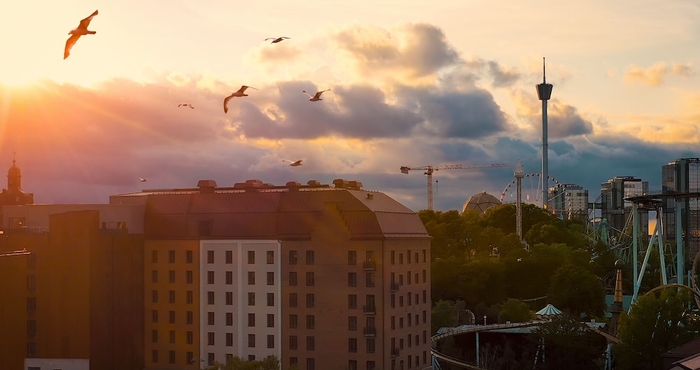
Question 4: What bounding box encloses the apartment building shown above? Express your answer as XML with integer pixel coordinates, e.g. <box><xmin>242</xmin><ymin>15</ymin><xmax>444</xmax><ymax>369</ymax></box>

<box><xmin>600</xmin><ymin>176</ymin><xmax>649</xmax><ymax>239</ymax></box>
<box><xmin>662</xmin><ymin>158</ymin><xmax>700</xmax><ymax>257</ymax></box>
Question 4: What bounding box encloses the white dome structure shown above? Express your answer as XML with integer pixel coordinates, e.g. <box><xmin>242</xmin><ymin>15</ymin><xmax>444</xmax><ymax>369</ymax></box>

<box><xmin>462</xmin><ymin>191</ymin><xmax>501</xmax><ymax>215</ymax></box>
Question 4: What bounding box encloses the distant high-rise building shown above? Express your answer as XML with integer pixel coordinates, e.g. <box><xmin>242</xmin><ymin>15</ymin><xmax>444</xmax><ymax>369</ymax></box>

<box><xmin>662</xmin><ymin>158</ymin><xmax>700</xmax><ymax>257</ymax></box>
<box><xmin>549</xmin><ymin>184</ymin><xmax>588</xmax><ymax>221</ymax></box>
<box><xmin>600</xmin><ymin>176</ymin><xmax>649</xmax><ymax>239</ymax></box>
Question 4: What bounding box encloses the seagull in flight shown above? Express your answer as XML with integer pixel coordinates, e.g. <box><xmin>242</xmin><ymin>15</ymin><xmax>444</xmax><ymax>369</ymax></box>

<box><xmin>282</xmin><ymin>159</ymin><xmax>303</xmax><ymax>167</ymax></box>
<box><xmin>139</xmin><ymin>178</ymin><xmax>147</xmax><ymax>183</ymax></box>
<box><xmin>303</xmin><ymin>89</ymin><xmax>330</xmax><ymax>102</ymax></box>
<box><xmin>64</xmin><ymin>10</ymin><xmax>99</xmax><ymax>59</ymax></box>
<box><xmin>223</xmin><ymin>86</ymin><xmax>257</xmax><ymax>113</ymax></box>
<box><xmin>178</xmin><ymin>103</ymin><xmax>195</xmax><ymax>109</ymax></box>
<box><xmin>265</xmin><ymin>37</ymin><xmax>290</xmax><ymax>44</ymax></box>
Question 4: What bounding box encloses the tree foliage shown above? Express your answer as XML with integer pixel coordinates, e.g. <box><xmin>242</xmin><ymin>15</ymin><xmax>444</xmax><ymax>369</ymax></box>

<box><xmin>206</xmin><ymin>355</ymin><xmax>282</xmax><ymax>370</ymax></box>
<box><xmin>548</xmin><ymin>263</ymin><xmax>606</xmax><ymax>318</ymax></box>
<box><xmin>532</xmin><ymin>315</ymin><xmax>607</xmax><ymax>370</ymax></box>
<box><xmin>615</xmin><ymin>289</ymin><xmax>700</xmax><ymax>370</ymax></box>
<box><xmin>498</xmin><ymin>298</ymin><xmax>534</xmax><ymax>323</ymax></box>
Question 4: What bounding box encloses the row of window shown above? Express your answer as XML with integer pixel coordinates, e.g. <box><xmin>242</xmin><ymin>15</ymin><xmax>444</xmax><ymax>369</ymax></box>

<box><xmin>151</xmin><ymin>249</ymin><xmax>278</xmax><ymax>265</ymax></box>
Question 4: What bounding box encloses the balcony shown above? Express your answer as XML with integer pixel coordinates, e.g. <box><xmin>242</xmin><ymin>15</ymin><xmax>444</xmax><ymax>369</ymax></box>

<box><xmin>391</xmin><ymin>347</ymin><xmax>400</xmax><ymax>358</ymax></box>
<box><xmin>363</xmin><ymin>261</ymin><xmax>376</xmax><ymax>271</ymax></box>
<box><xmin>390</xmin><ymin>282</ymin><xmax>400</xmax><ymax>292</ymax></box>
<box><xmin>363</xmin><ymin>326</ymin><xmax>377</xmax><ymax>337</ymax></box>
<box><xmin>363</xmin><ymin>305</ymin><xmax>376</xmax><ymax>315</ymax></box>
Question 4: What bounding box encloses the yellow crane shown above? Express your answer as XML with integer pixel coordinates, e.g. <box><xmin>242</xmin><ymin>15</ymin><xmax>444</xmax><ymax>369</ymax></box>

<box><xmin>400</xmin><ymin>163</ymin><xmax>508</xmax><ymax>210</ymax></box>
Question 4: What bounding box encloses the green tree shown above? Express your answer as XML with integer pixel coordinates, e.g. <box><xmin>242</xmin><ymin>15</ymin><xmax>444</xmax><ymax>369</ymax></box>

<box><xmin>498</xmin><ymin>298</ymin><xmax>534</xmax><ymax>323</ymax></box>
<box><xmin>615</xmin><ymin>289</ymin><xmax>700</xmax><ymax>370</ymax></box>
<box><xmin>206</xmin><ymin>355</ymin><xmax>281</xmax><ymax>370</ymax></box>
<box><xmin>532</xmin><ymin>315</ymin><xmax>607</xmax><ymax>370</ymax></box>
<box><xmin>548</xmin><ymin>263</ymin><xmax>606</xmax><ymax>318</ymax></box>
<box><xmin>432</xmin><ymin>299</ymin><xmax>461</xmax><ymax>334</ymax></box>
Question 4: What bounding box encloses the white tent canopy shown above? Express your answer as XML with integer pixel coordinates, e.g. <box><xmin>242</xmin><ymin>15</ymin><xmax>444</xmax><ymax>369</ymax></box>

<box><xmin>536</xmin><ymin>303</ymin><xmax>562</xmax><ymax>317</ymax></box>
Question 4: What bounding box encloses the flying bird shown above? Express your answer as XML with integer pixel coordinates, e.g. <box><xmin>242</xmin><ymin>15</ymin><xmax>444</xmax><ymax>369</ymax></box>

<box><xmin>64</xmin><ymin>10</ymin><xmax>99</xmax><ymax>59</ymax></box>
<box><xmin>303</xmin><ymin>89</ymin><xmax>330</xmax><ymax>102</ymax></box>
<box><xmin>223</xmin><ymin>86</ymin><xmax>257</xmax><ymax>113</ymax></box>
<box><xmin>178</xmin><ymin>103</ymin><xmax>195</xmax><ymax>109</ymax></box>
<box><xmin>139</xmin><ymin>178</ymin><xmax>147</xmax><ymax>183</ymax></box>
<box><xmin>282</xmin><ymin>159</ymin><xmax>303</xmax><ymax>167</ymax></box>
<box><xmin>265</xmin><ymin>37</ymin><xmax>290</xmax><ymax>44</ymax></box>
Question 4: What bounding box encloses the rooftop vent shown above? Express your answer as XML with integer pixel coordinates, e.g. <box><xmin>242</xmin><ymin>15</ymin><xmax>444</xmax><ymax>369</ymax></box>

<box><xmin>197</xmin><ymin>180</ymin><xmax>218</xmax><ymax>194</ymax></box>
<box><xmin>366</xmin><ymin>193</ymin><xmax>374</xmax><ymax>200</ymax></box>
<box><xmin>286</xmin><ymin>181</ymin><xmax>302</xmax><ymax>191</ymax></box>
<box><xmin>307</xmin><ymin>180</ymin><xmax>322</xmax><ymax>186</ymax></box>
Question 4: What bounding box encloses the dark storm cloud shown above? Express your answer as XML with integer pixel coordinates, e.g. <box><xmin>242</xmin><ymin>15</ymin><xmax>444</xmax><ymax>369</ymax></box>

<box><xmin>228</xmin><ymin>81</ymin><xmax>424</xmax><ymax>139</ymax></box>
<box><xmin>487</xmin><ymin>61</ymin><xmax>521</xmax><ymax>87</ymax></box>
<box><xmin>547</xmin><ymin>103</ymin><xmax>594</xmax><ymax>138</ymax></box>
<box><xmin>395</xmin><ymin>86</ymin><xmax>511</xmax><ymax>139</ymax></box>
<box><xmin>333</xmin><ymin>23</ymin><xmax>460</xmax><ymax>78</ymax></box>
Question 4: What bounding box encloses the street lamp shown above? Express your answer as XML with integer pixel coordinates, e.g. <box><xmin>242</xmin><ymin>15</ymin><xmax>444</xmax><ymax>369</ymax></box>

<box><xmin>483</xmin><ymin>315</ymin><xmax>487</xmax><ymax>325</ymax></box>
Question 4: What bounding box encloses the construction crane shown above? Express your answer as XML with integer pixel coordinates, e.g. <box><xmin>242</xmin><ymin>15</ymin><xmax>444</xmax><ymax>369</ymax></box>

<box><xmin>400</xmin><ymin>163</ymin><xmax>509</xmax><ymax>210</ymax></box>
<box><xmin>0</xmin><ymin>248</ymin><xmax>30</xmax><ymax>257</ymax></box>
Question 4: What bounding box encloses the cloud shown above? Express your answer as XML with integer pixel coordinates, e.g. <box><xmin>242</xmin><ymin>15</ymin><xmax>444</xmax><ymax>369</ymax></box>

<box><xmin>622</xmin><ymin>61</ymin><xmax>694</xmax><ymax>86</ymax></box>
<box><xmin>511</xmin><ymin>89</ymin><xmax>593</xmax><ymax>139</ymax></box>
<box><xmin>487</xmin><ymin>61</ymin><xmax>521</xmax><ymax>87</ymax></box>
<box><xmin>332</xmin><ymin>23</ymin><xmax>460</xmax><ymax>83</ymax></box>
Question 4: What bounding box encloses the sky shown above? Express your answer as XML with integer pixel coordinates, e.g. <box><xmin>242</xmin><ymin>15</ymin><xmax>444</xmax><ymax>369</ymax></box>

<box><xmin>0</xmin><ymin>0</ymin><xmax>699</xmax><ymax>212</ymax></box>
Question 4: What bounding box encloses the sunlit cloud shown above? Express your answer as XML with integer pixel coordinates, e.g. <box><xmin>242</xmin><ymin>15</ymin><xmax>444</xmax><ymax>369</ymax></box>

<box><xmin>622</xmin><ymin>61</ymin><xmax>695</xmax><ymax>86</ymax></box>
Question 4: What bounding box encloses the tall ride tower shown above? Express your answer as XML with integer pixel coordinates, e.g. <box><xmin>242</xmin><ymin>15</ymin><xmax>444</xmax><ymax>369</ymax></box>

<box><xmin>536</xmin><ymin>58</ymin><xmax>553</xmax><ymax>210</ymax></box>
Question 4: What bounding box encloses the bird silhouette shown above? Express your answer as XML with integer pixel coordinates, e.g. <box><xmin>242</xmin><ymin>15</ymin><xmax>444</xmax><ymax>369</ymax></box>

<box><xmin>139</xmin><ymin>178</ymin><xmax>147</xmax><ymax>183</ymax></box>
<box><xmin>178</xmin><ymin>103</ymin><xmax>195</xmax><ymax>109</ymax></box>
<box><xmin>64</xmin><ymin>10</ymin><xmax>98</xmax><ymax>59</ymax></box>
<box><xmin>265</xmin><ymin>37</ymin><xmax>290</xmax><ymax>44</ymax></box>
<box><xmin>303</xmin><ymin>89</ymin><xmax>330</xmax><ymax>102</ymax></box>
<box><xmin>282</xmin><ymin>159</ymin><xmax>303</xmax><ymax>167</ymax></box>
<box><xmin>223</xmin><ymin>86</ymin><xmax>257</xmax><ymax>113</ymax></box>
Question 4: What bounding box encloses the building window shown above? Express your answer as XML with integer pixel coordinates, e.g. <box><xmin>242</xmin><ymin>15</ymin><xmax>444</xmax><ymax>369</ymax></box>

<box><xmin>169</xmin><ymin>270</ymin><xmax>175</xmax><ymax>283</ymax></box>
<box><xmin>27</xmin><ymin>297</ymin><xmax>36</xmax><ymax>314</ymax></box>
<box><xmin>306</xmin><ymin>272</ymin><xmax>315</xmax><ymax>286</ymax></box>
<box><xmin>207</xmin><ymin>250</ymin><xmax>214</xmax><ymax>264</ymax></box>
<box><xmin>423</xmin><ymin>249</ymin><xmax>427</xmax><ymax>262</ymax></box>
<box><xmin>290</xmin><ymin>357</ymin><xmax>298</xmax><ymax>368</ymax></box>
<box><xmin>348</xmin><ymin>316</ymin><xmax>357</xmax><ymax>331</ymax></box>
<box><xmin>226</xmin><ymin>271</ymin><xmax>233</xmax><ymax>285</ymax></box>
<box><xmin>226</xmin><ymin>333</ymin><xmax>233</xmax><ymax>347</ymax></box>
<box><xmin>423</xmin><ymin>270</ymin><xmax>426</xmax><ymax>284</ymax></box>
<box><xmin>151</xmin><ymin>270</ymin><xmax>158</xmax><ymax>283</ymax></box>
<box><xmin>169</xmin><ymin>310</ymin><xmax>175</xmax><ymax>323</ymax></box>
<box><xmin>169</xmin><ymin>330</ymin><xmax>176</xmax><ymax>344</ymax></box>
<box><xmin>423</xmin><ymin>311</ymin><xmax>427</xmax><ymax>324</ymax></box>
<box><xmin>226</xmin><ymin>313</ymin><xmax>233</xmax><ymax>326</ymax></box>
<box><xmin>391</xmin><ymin>294</ymin><xmax>395</xmax><ymax>308</ymax></box>
<box><xmin>186</xmin><ymin>250</ymin><xmax>193</xmax><ymax>263</ymax></box>
<box><xmin>306</xmin><ymin>294</ymin><xmax>315</xmax><ymax>308</ymax></box>
<box><xmin>348</xmin><ymin>294</ymin><xmax>357</xmax><ymax>309</ymax></box>
<box><xmin>367</xmin><ymin>338</ymin><xmax>376</xmax><ymax>353</ymax></box>
<box><xmin>289</xmin><ymin>272</ymin><xmax>297</xmax><ymax>286</ymax></box>
<box><xmin>248</xmin><ymin>334</ymin><xmax>255</xmax><ymax>347</ymax></box>
<box><xmin>208</xmin><ymin>332</ymin><xmax>215</xmax><ymax>345</ymax></box>
<box><xmin>407</xmin><ymin>250</ymin><xmax>411</xmax><ymax>263</ymax></box>
<box><xmin>391</xmin><ymin>316</ymin><xmax>395</xmax><ymax>329</ymax></box>
<box><xmin>186</xmin><ymin>331</ymin><xmax>193</xmax><ymax>344</ymax></box>
<box><xmin>168</xmin><ymin>250</ymin><xmax>175</xmax><ymax>263</ymax></box>
<box><xmin>267</xmin><ymin>314</ymin><xmax>275</xmax><ymax>327</ymax></box>
<box><xmin>267</xmin><ymin>293</ymin><xmax>274</xmax><ymax>306</ymax></box>
<box><xmin>422</xmin><ymin>290</ymin><xmax>427</xmax><ymax>303</ymax></box>
<box><xmin>152</xmin><ymin>290</ymin><xmax>158</xmax><ymax>303</ymax></box>
<box><xmin>248</xmin><ymin>292</ymin><xmax>255</xmax><ymax>306</ymax></box>
<box><xmin>248</xmin><ymin>313</ymin><xmax>255</xmax><ymax>327</ymax></box>
<box><xmin>151</xmin><ymin>310</ymin><xmax>158</xmax><ymax>323</ymax></box>
<box><xmin>151</xmin><ymin>329</ymin><xmax>158</xmax><ymax>343</ymax></box>
<box><xmin>186</xmin><ymin>271</ymin><xmax>193</xmax><ymax>284</ymax></box>
<box><xmin>267</xmin><ymin>335</ymin><xmax>275</xmax><ymax>348</ymax></box>
<box><xmin>367</xmin><ymin>361</ymin><xmax>376</xmax><ymax>370</ymax></box>
<box><xmin>391</xmin><ymin>251</ymin><xmax>395</xmax><ymax>265</ymax></box>
<box><xmin>348</xmin><ymin>251</ymin><xmax>357</xmax><ymax>265</ymax></box>
<box><xmin>248</xmin><ymin>250</ymin><xmax>255</xmax><ymax>264</ymax></box>
<box><xmin>248</xmin><ymin>271</ymin><xmax>255</xmax><ymax>285</ymax></box>
<box><xmin>415</xmin><ymin>252</ymin><xmax>419</xmax><ymax>264</ymax></box>
<box><xmin>267</xmin><ymin>251</ymin><xmax>274</xmax><ymax>264</ymax></box>
<box><xmin>208</xmin><ymin>312</ymin><xmax>215</xmax><ymax>325</ymax></box>
<box><xmin>399</xmin><ymin>253</ymin><xmax>403</xmax><ymax>264</ymax></box>
<box><xmin>186</xmin><ymin>311</ymin><xmax>193</xmax><ymax>324</ymax></box>
<box><xmin>186</xmin><ymin>291</ymin><xmax>193</xmax><ymax>304</ymax></box>
<box><xmin>366</xmin><ymin>272</ymin><xmax>375</xmax><ymax>287</ymax></box>
<box><xmin>349</xmin><ymin>360</ymin><xmax>357</xmax><ymax>370</ymax></box>
<box><xmin>169</xmin><ymin>290</ymin><xmax>175</xmax><ymax>304</ymax></box>
<box><xmin>207</xmin><ymin>291</ymin><xmax>215</xmax><ymax>305</ymax></box>
<box><xmin>226</xmin><ymin>292</ymin><xmax>233</xmax><ymax>305</ymax></box>
<box><xmin>290</xmin><ymin>293</ymin><xmax>298</xmax><ymax>307</ymax></box>
<box><xmin>207</xmin><ymin>271</ymin><xmax>215</xmax><ymax>284</ymax></box>
<box><xmin>289</xmin><ymin>250</ymin><xmax>298</xmax><ymax>265</ymax></box>
<box><xmin>407</xmin><ymin>271</ymin><xmax>411</xmax><ymax>285</ymax></box>
<box><xmin>27</xmin><ymin>320</ymin><xmax>36</xmax><ymax>337</ymax></box>
<box><xmin>306</xmin><ymin>250</ymin><xmax>315</xmax><ymax>265</ymax></box>
<box><xmin>290</xmin><ymin>335</ymin><xmax>298</xmax><ymax>350</ymax></box>
<box><xmin>151</xmin><ymin>349</ymin><xmax>158</xmax><ymax>363</ymax></box>
<box><xmin>348</xmin><ymin>272</ymin><xmax>357</xmax><ymax>287</ymax></box>
<box><xmin>290</xmin><ymin>314</ymin><xmax>298</xmax><ymax>328</ymax></box>
<box><xmin>349</xmin><ymin>338</ymin><xmax>357</xmax><ymax>353</ymax></box>
<box><xmin>306</xmin><ymin>336</ymin><xmax>315</xmax><ymax>351</ymax></box>
<box><xmin>267</xmin><ymin>272</ymin><xmax>274</xmax><ymax>285</ymax></box>
<box><xmin>306</xmin><ymin>315</ymin><xmax>315</xmax><ymax>329</ymax></box>
<box><xmin>151</xmin><ymin>250</ymin><xmax>158</xmax><ymax>263</ymax></box>
<box><xmin>208</xmin><ymin>353</ymin><xmax>215</xmax><ymax>366</ymax></box>
<box><xmin>225</xmin><ymin>250</ymin><xmax>233</xmax><ymax>264</ymax></box>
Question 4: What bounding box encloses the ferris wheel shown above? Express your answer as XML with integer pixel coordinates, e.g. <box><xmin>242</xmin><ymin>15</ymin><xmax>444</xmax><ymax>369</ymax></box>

<box><xmin>499</xmin><ymin>172</ymin><xmax>562</xmax><ymax>205</ymax></box>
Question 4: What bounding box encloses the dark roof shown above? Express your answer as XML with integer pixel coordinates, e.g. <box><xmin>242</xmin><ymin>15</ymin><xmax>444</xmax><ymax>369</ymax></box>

<box><xmin>113</xmin><ymin>179</ymin><xmax>429</xmax><ymax>240</ymax></box>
